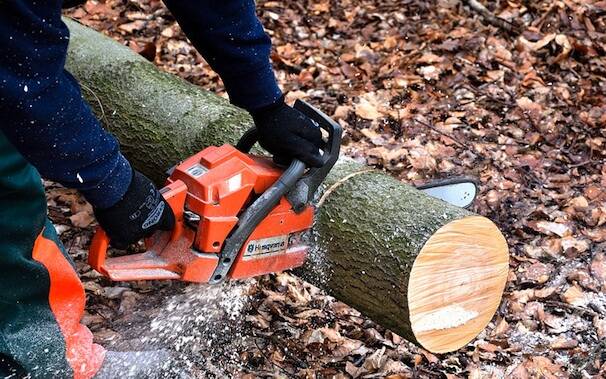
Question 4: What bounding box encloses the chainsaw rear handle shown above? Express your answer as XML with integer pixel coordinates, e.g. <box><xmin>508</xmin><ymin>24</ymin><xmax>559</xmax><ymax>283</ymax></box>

<box><xmin>235</xmin><ymin>128</ymin><xmax>260</xmax><ymax>154</ymax></box>
<box><xmin>236</xmin><ymin>99</ymin><xmax>343</xmax><ymax>212</ymax></box>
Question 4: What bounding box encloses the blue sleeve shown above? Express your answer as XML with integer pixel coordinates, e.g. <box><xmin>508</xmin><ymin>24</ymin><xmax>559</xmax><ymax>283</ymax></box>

<box><xmin>163</xmin><ymin>0</ymin><xmax>283</xmax><ymax>111</ymax></box>
<box><xmin>0</xmin><ymin>0</ymin><xmax>132</xmax><ymax>209</ymax></box>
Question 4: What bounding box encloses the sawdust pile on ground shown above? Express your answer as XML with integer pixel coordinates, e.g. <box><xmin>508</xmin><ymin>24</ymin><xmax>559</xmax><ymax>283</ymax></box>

<box><xmin>55</xmin><ymin>0</ymin><xmax>606</xmax><ymax>377</ymax></box>
<box><xmin>147</xmin><ymin>281</ymin><xmax>254</xmax><ymax>377</ymax></box>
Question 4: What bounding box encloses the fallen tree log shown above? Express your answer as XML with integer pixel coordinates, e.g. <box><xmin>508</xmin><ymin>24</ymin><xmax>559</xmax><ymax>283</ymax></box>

<box><xmin>65</xmin><ymin>18</ymin><xmax>509</xmax><ymax>353</ymax></box>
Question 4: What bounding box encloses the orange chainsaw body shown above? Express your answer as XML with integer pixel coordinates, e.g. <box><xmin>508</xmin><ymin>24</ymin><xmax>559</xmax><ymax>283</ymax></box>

<box><xmin>89</xmin><ymin>144</ymin><xmax>314</xmax><ymax>283</ymax></box>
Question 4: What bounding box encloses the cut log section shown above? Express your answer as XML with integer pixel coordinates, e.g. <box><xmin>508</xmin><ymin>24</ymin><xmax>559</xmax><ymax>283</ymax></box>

<box><xmin>408</xmin><ymin>216</ymin><xmax>509</xmax><ymax>353</ymax></box>
<box><xmin>306</xmin><ymin>162</ymin><xmax>509</xmax><ymax>352</ymax></box>
<box><xmin>64</xmin><ymin>18</ymin><xmax>510</xmax><ymax>353</ymax></box>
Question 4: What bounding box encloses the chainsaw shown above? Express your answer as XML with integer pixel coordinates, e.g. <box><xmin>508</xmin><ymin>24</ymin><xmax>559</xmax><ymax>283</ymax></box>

<box><xmin>88</xmin><ymin>100</ymin><xmax>479</xmax><ymax>284</ymax></box>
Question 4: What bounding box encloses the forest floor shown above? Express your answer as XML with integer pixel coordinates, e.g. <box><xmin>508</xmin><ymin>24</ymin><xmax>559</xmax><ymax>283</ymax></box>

<box><xmin>57</xmin><ymin>0</ymin><xmax>606</xmax><ymax>377</ymax></box>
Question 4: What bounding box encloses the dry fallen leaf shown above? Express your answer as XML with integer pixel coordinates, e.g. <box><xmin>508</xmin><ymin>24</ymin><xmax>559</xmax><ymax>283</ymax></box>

<box><xmin>119</xmin><ymin>20</ymin><xmax>146</xmax><ymax>33</ymax></box>
<box><xmin>363</xmin><ymin>346</ymin><xmax>387</xmax><ymax>370</ymax></box>
<box><xmin>591</xmin><ymin>252</ymin><xmax>606</xmax><ymax>288</ymax></box>
<box><xmin>491</xmin><ymin>318</ymin><xmax>510</xmax><ymax>337</ymax></box>
<box><xmin>520</xmin><ymin>262</ymin><xmax>552</xmax><ymax>284</ymax></box>
<box><xmin>593</xmin><ymin>317</ymin><xmax>606</xmax><ymax>339</ymax></box>
<box><xmin>552</xmin><ymin>34</ymin><xmax>572</xmax><ymax>64</ymax></box>
<box><xmin>518</xmin><ymin>33</ymin><xmax>556</xmax><ymax>51</ymax></box>
<box><xmin>549</xmin><ymin>337</ymin><xmax>578</xmax><ymax>350</ymax></box>
<box><xmin>562</xmin><ymin>284</ymin><xmax>588</xmax><ymax>306</ymax></box>
<box><xmin>417</xmin><ymin>65</ymin><xmax>441</xmax><ymax>81</ymax></box>
<box><xmin>382</xmin><ymin>359</ymin><xmax>412</xmax><ymax>376</ymax></box>
<box><xmin>69</xmin><ymin>211</ymin><xmax>95</xmax><ymax>228</ymax></box>
<box><xmin>355</xmin><ymin>99</ymin><xmax>382</xmax><ymax>120</ymax></box>
<box><xmin>528</xmin><ymin>221</ymin><xmax>573</xmax><ymax>237</ymax></box>
<box><xmin>408</xmin><ymin>147</ymin><xmax>437</xmax><ymax>171</ymax></box>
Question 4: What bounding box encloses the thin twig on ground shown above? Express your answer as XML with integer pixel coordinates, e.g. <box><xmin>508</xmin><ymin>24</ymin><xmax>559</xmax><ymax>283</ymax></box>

<box><xmin>413</xmin><ymin>119</ymin><xmax>468</xmax><ymax>149</ymax></box>
<box><xmin>462</xmin><ymin>0</ymin><xmax>521</xmax><ymax>33</ymax></box>
<box><xmin>532</xmin><ymin>3</ymin><xmax>559</xmax><ymax>30</ymax></box>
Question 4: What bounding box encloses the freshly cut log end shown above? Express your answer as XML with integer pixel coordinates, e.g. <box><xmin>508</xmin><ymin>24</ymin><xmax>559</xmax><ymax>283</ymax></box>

<box><xmin>408</xmin><ymin>215</ymin><xmax>509</xmax><ymax>353</ymax></box>
<box><xmin>306</xmin><ymin>164</ymin><xmax>509</xmax><ymax>354</ymax></box>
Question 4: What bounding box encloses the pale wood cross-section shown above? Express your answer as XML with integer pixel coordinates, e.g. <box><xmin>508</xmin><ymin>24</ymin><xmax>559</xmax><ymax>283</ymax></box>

<box><xmin>408</xmin><ymin>216</ymin><xmax>509</xmax><ymax>353</ymax></box>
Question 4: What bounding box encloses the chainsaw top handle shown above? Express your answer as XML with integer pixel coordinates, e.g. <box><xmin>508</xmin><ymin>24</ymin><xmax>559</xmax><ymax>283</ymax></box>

<box><xmin>236</xmin><ymin>99</ymin><xmax>343</xmax><ymax>212</ymax></box>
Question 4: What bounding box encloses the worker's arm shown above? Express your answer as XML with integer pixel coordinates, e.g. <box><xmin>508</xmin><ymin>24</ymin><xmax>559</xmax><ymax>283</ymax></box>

<box><xmin>162</xmin><ymin>0</ymin><xmax>280</xmax><ymax>111</ymax></box>
<box><xmin>0</xmin><ymin>0</ymin><xmax>173</xmax><ymax>247</ymax></box>
<box><xmin>163</xmin><ymin>0</ymin><xmax>324</xmax><ymax>167</ymax></box>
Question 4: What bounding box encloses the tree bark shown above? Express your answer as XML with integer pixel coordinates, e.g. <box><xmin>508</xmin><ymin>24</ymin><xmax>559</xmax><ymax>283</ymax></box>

<box><xmin>65</xmin><ymin>18</ymin><xmax>509</xmax><ymax>353</ymax></box>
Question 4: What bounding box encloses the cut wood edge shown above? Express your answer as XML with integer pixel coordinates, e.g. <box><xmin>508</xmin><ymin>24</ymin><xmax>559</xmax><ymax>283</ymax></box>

<box><xmin>407</xmin><ymin>215</ymin><xmax>509</xmax><ymax>353</ymax></box>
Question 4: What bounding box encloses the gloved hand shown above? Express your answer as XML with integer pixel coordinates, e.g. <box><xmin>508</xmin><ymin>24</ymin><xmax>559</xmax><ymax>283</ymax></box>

<box><xmin>94</xmin><ymin>170</ymin><xmax>175</xmax><ymax>249</ymax></box>
<box><xmin>251</xmin><ymin>97</ymin><xmax>324</xmax><ymax>167</ymax></box>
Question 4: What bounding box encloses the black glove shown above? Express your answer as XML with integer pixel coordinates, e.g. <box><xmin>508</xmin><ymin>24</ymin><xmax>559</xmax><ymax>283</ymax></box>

<box><xmin>251</xmin><ymin>97</ymin><xmax>324</xmax><ymax>167</ymax></box>
<box><xmin>94</xmin><ymin>170</ymin><xmax>175</xmax><ymax>249</ymax></box>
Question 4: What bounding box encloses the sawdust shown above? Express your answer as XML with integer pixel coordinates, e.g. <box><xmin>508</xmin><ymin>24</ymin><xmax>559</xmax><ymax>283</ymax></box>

<box><xmin>145</xmin><ymin>280</ymin><xmax>254</xmax><ymax>377</ymax></box>
<box><xmin>298</xmin><ymin>234</ymin><xmax>331</xmax><ymax>289</ymax></box>
<box><xmin>413</xmin><ymin>305</ymin><xmax>479</xmax><ymax>333</ymax></box>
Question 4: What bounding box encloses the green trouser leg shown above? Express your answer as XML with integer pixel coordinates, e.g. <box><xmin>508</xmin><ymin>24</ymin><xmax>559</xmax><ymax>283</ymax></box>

<box><xmin>0</xmin><ymin>132</ymin><xmax>105</xmax><ymax>378</ymax></box>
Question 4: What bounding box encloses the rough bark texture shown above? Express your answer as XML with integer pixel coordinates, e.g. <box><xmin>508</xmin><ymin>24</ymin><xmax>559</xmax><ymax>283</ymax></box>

<box><xmin>65</xmin><ymin>18</ymin><xmax>503</xmax><ymax>351</ymax></box>
<box><xmin>64</xmin><ymin>18</ymin><xmax>252</xmax><ymax>184</ymax></box>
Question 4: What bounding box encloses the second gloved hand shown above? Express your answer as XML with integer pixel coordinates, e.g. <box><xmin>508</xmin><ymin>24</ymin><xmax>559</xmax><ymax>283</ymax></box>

<box><xmin>251</xmin><ymin>97</ymin><xmax>324</xmax><ymax>167</ymax></box>
<box><xmin>94</xmin><ymin>170</ymin><xmax>175</xmax><ymax>249</ymax></box>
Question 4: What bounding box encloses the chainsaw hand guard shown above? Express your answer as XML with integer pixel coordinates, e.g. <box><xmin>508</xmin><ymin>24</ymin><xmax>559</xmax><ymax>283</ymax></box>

<box><xmin>237</xmin><ymin>100</ymin><xmax>343</xmax><ymax>213</ymax></box>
